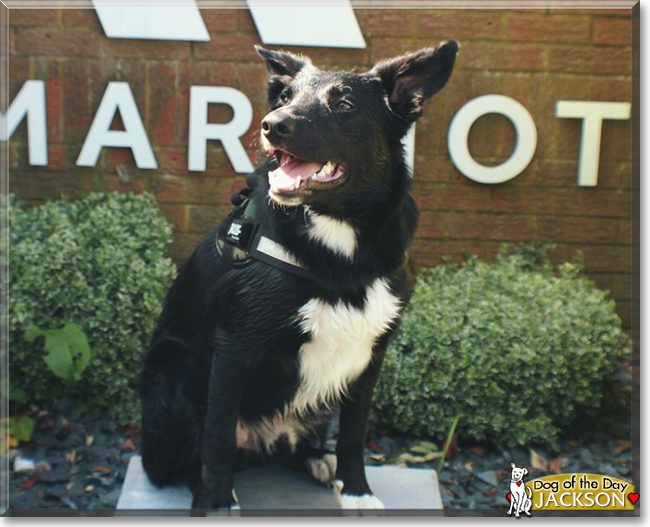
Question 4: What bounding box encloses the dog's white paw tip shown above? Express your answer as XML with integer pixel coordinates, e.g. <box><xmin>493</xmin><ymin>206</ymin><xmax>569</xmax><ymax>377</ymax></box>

<box><xmin>307</xmin><ymin>454</ymin><xmax>337</xmax><ymax>485</ymax></box>
<box><xmin>337</xmin><ymin>493</ymin><xmax>385</xmax><ymax>510</ymax></box>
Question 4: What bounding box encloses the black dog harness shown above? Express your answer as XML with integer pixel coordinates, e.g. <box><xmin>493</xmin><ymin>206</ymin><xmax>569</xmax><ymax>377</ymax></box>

<box><xmin>216</xmin><ymin>180</ymin><xmax>314</xmax><ymax>280</ymax></box>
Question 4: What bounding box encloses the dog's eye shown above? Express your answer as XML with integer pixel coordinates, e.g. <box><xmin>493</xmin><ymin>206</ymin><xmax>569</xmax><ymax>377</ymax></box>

<box><xmin>279</xmin><ymin>91</ymin><xmax>291</xmax><ymax>104</ymax></box>
<box><xmin>335</xmin><ymin>100</ymin><xmax>355</xmax><ymax>112</ymax></box>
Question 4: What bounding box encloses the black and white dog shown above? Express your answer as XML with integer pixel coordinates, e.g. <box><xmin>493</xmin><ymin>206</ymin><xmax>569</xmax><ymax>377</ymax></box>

<box><xmin>139</xmin><ymin>41</ymin><xmax>458</xmax><ymax>513</ymax></box>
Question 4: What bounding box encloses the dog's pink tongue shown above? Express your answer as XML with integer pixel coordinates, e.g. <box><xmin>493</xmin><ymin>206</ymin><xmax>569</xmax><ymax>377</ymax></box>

<box><xmin>269</xmin><ymin>158</ymin><xmax>323</xmax><ymax>192</ymax></box>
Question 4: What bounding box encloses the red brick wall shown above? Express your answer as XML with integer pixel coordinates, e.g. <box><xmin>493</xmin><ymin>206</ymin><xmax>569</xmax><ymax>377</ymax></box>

<box><xmin>7</xmin><ymin>7</ymin><xmax>635</xmax><ymax>326</ymax></box>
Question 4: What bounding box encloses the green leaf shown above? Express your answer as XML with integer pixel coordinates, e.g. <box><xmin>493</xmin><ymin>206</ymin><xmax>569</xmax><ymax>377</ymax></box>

<box><xmin>25</xmin><ymin>323</ymin><xmax>91</xmax><ymax>382</ymax></box>
<box><xmin>9</xmin><ymin>416</ymin><xmax>34</xmax><ymax>443</ymax></box>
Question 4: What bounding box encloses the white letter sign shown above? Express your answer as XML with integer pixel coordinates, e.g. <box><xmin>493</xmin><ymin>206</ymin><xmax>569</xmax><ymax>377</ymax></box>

<box><xmin>448</xmin><ymin>94</ymin><xmax>537</xmax><ymax>185</ymax></box>
<box><xmin>188</xmin><ymin>86</ymin><xmax>254</xmax><ymax>173</ymax></box>
<box><xmin>77</xmin><ymin>82</ymin><xmax>157</xmax><ymax>169</ymax></box>
<box><xmin>0</xmin><ymin>80</ymin><xmax>48</xmax><ymax>166</ymax></box>
<box><xmin>555</xmin><ymin>101</ymin><xmax>631</xmax><ymax>187</ymax></box>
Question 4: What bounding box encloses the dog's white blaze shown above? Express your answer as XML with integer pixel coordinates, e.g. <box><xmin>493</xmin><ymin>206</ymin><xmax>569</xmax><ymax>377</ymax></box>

<box><xmin>305</xmin><ymin>210</ymin><xmax>357</xmax><ymax>260</ymax></box>
<box><xmin>291</xmin><ymin>278</ymin><xmax>401</xmax><ymax>414</ymax></box>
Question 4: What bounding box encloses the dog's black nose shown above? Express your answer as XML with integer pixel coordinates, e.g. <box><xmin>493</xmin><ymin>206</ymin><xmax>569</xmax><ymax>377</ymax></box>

<box><xmin>262</xmin><ymin>114</ymin><xmax>296</xmax><ymax>138</ymax></box>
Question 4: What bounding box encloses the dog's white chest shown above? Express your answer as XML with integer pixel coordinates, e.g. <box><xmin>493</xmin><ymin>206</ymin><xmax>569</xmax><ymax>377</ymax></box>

<box><xmin>290</xmin><ymin>278</ymin><xmax>402</xmax><ymax>414</ymax></box>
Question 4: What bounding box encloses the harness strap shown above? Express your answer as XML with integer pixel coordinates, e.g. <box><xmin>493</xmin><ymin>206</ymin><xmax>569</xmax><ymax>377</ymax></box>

<box><xmin>217</xmin><ymin>197</ymin><xmax>314</xmax><ymax>281</ymax></box>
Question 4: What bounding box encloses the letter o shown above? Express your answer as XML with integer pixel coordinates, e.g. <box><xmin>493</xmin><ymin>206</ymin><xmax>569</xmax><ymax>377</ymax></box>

<box><xmin>448</xmin><ymin>94</ymin><xmax>537</xmax><ymax>184</ymax></box>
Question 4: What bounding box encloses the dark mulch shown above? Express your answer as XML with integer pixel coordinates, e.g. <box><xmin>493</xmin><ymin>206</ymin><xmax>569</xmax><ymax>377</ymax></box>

<box><xmin>6</xmin><ymin>401</ymin><xmax>634</xmax><ymax>513</ymax></box>
<box><xmin>7</xmin><ymin>400</ymin><xmax>139</xmax><ymax>510</ymax></box>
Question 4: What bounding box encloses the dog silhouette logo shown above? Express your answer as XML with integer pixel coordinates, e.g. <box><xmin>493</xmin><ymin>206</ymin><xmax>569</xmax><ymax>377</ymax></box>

<box><xmin>506</xmin><ymin>462</ymin><xmax>532</xmax><ymax>517</ymax></box>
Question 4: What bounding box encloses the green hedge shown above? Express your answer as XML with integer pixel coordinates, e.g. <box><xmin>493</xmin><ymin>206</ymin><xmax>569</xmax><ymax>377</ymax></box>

<box><xmin>9</xmin><ymin>192</ymin><xmax>176</xmax><ymax>424</ymax></box>
<box><xmin>373</xmin><ymin>247</ymin><xmax>630</xmax><ymax>449</ymax></box>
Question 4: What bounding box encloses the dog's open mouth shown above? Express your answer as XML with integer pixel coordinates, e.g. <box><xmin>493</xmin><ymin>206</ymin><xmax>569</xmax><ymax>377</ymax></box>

<box><xmin>268</xmin><ymin>151</ymin><xmax>346</xmax><ymax>196</ymax></box>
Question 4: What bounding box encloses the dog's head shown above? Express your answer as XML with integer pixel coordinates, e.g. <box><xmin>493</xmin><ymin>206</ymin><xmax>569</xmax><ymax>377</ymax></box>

<box><xmin>256</xmin><ymin>42</ymin><xmax>459</xmax><ymax>211</ymax></box>
<box><xmin>511</xmin><ymin>463</ymin><xmax>528</xmax><ymax>482</ymax></box>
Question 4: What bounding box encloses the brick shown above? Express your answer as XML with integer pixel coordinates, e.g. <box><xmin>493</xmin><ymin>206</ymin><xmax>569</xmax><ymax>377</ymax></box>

<box><xmin>589</xmin><ymin>77</ymin><xmax>632</xmax><ymax>102</ymax></box>
<box><xmin>356</xmin><ymin>9</ymin><xmax>415</xmax><ymax>38</ymax></box>
<box><xmin>238</xmin><ymin>9</ymin><xmax>257</xmax><ymax>33</ymax></box>
<box><xmin>148</xmin><ymin>62</ymin><xmax>178</xmax><ymax>148</ymax></box>
<box><xmin>103</xmin><ymin>38</ymin><xmax>190</xmax><ymax>59</ymax></box>
<box><xmin>549</xmin><ymin>46</ymin><xmax>631</xmax><ymax>75</ymax></box>
<box><xmin>599</xmin><ymin>118</ymin><xmax>632</xmax><ymax>163</ymax></box>
<box><xmin>15</xmin><ymin>28</ymin><xmax>101</xmax><ymax>57</ymax></box>
<box><xmin>177</xmin><ymin>62</ymin><xmax>209</xmax><ymax>148</ymax></box>
<box><xmin>88</xmin><ymin>59</ymin><xmax>147</xmax><ymax>128</ymax></box>
<box><xmin>560</xmin><ymin>9</ymin><xmax>631</xmax><ymax>17</ymax></box>
<box><xmin>537</xmin><ymin>216</ymin><xmax>618</xmax><ymax>244</ymax></box>
<box><xmin>410</xmin><ymin>239</ymin><xmax>502</xmax><ymax>266</ymax></box>
<box><xmin>506</xmin><ymin>14</ymin><xmax>590</xmax><ymax>43</ymax></box>
<box><xmin>370</xmin><ymin>38</ymin><xmax>425</xmax><ymax>63</ymax></box>
<box><xmin>577</xmin><ymin>189</ymin><xmax>631</xmax><ymax>217</ymax></box>
<box><xmin>612</xmin><ymin>273</ymin><xmax>633</xmax><ymax>298</ymax></box>
<box><xmin>209</xmin><ymin>62</ymin><xmax>237</xmax><ymax>85</ymax></box>
<box><xmin>188</xmin><ymin>204</ymin><xmax>232</xmax><ymax>232</ymax></box>
<box><xmin>62</xmin><ymin>9</ymin><xmax>100</xmax><ymax>28</ymax></box>
<box><xmin>617</xmin><ymin>219</ymin><xmax>632</xmax><ymax>244</ymax></box>
<box><xmin>47</xmin><ymin>144</ymin><xmax>73</xmax><ymax>172</ymax></box>
<box><xmin>585</xmin><ymin>272</ymin><xmax>614</xmax><ymax>293</ymax></box>
<box><xmin>493</xmin><ymin>187</ymin><xmax>577</xmax><ymax>215</ymax></box>
<box><xmin>614</xmin><ymin>300</ymin><xmax>632</xmax><ymax>329</ymax></box>
<box><xmin>467</xmin><ymin>112</ymin><xmax>518</xmax><ymax>160</ymax></box>
<box><xmin>416</xmin><ymin>210</ymin><xmax>447</xmax><ymax>238</ymax></box>
<box><xmin>8</xmin><ymin>57</ymin><xmax>31</xmax><ymax>101</ymax></box>
<box><xmin>199</xmin><ymin>8</ymin><xmax>238</xmax><ymax>32</ymax></box>
<box><xmin>457</xmin><ymin>42</ymin><xmax>545</xmax><ymax>72</ymax></box>
<box><xmin>593</xmin><ymin>17</ymin><xmax>632</xmax><ymax>46</ymax></box>
<box><xmin>412</xmin><ymin>182</ymin><xmax>492</xmax><ymax>212</ymax></box>
<box><xmin>412</xmin><ymin>158</ymin><xmax>456</xmax><ymax>183</ymax></box>
<box><xmin>194</xmin><ymin>32</ymin><xmax>261</xmax><ymax>61</ymax></box>
<box><xmin>9</xmin><ymin>8</ymin><xmax>58</xmax><ymax>26</ymax></box>
<box><xmin>418</xmin><ymin>11</ymin><xmax>502</xmax><ymax>41</ymax></box>
<box><xmin>448</xmin><ymin>212</ymin><xmax>537</xmax><ymax>241</ymax></box>
<box><xmin>62</xmin><ymin>59</ymin><xmax>92</xmax><ymax>144</ymax></box>
<box><xmin>158</xmin><ymin>148</ymin><xmax>188</xmax><ymax>174</ymax></box>
<box><xmin>581</xmin><ymin>244</ymin><xmax>631</xmax><ymax>273</ymax></box>
<box><xmin>45</xmin><ymin>74</ymin><xmax>62</xmax><ymax>143</ymax></box>
<box><xmin>160</xmin><ymin>204</ymin><xmax>190</xmax><ymax>233</ymax></box>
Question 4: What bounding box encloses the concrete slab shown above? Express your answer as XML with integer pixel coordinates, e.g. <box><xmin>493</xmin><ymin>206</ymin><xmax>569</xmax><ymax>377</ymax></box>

<box><xmin>116</xmin><ymin>456</ymin><xmax>443</xmax><ymax>516</ymax></box>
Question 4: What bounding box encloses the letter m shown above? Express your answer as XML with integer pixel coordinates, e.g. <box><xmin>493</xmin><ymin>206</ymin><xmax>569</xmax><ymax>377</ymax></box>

<box><xmin>0</xmin><ymin>80</ymin><xmax>48</xmax><ymax>166</ymax></box>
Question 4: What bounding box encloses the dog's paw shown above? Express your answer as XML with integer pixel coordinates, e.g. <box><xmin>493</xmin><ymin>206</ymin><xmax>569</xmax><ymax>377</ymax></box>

<box><xmin>334</xmin><ymin>485</ymin><xmax>385</xmax><ymax>511</ymax></box>
<box><xmin>307</xmin><ymin>454</ymin><xmax>337</xmax><ymax>486</ymax></box>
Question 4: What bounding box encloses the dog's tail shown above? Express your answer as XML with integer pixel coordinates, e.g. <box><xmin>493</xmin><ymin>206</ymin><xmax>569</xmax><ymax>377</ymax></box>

<box><xmin>526</xmin><ymin>486</ymin><xmax>532</xmax><ymax>498</ymax></box>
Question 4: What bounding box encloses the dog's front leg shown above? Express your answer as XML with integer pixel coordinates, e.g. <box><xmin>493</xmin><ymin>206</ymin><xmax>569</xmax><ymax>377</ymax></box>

<box><xmin>334</xmin><ymin>337</ymin><xmax>388</xmax><ymax>510</ymax></box>
<box><xmin>191</xmin><ymin>349</ymin><xmax>244</xmax><ymax>515</ymax></box>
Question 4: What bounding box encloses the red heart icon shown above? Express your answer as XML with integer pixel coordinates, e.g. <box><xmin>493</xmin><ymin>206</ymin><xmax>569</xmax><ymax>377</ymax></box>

<box><xmin>517</xmin><ymin>482</ymin><xmax>522</xmax><ymax>486</ymax></box>
<box><xmin>628</xmin><ymin>493</ymin><xmax>639</xmax><ymax>505</ymax></box>
<box><xmin>507</xmin><ymin>493</ymin><xmax>512</xmax><ymax>502</ymax></box>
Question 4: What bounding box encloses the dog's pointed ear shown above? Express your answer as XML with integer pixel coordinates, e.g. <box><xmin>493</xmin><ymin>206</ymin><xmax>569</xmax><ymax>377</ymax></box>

<box><xmin>370</xmin><ymin>40</ymin><xmax>459</xmax><ymax>122</ymax></box>
<box><xmin>511</xmin><ymin>463</ymin><xmax>516</xmax><ymax>469</ymax></box>
<box><xmin>523</xmin><ymin>468</ymin><xmax>528</xmax><ymax>476</ymax></box>
<box><xmin>255</xmin><ymin>46</ymin><xmax>310</xmax><ymax>79</ymax></box>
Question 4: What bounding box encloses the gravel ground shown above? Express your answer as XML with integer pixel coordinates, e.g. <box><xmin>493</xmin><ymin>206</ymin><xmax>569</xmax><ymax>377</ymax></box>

<box><xmin>7</xmin><ymin>400</ymin><xmax>139</xmax><ymax>510</ymax></box>
<box><xmin>6</xmin><ymin>401</ymin><xmax>633</xmax><ymax>513</ymax></box>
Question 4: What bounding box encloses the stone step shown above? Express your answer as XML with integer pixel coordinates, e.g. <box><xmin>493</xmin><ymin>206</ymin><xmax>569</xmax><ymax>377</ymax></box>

<box><xmin>116</xmin><ymin>455</ymin><xmax>444</xmax><ymax>516</ymax></box>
